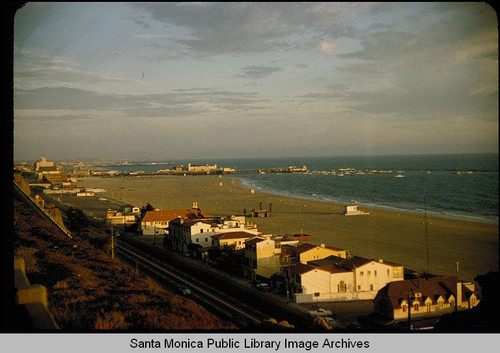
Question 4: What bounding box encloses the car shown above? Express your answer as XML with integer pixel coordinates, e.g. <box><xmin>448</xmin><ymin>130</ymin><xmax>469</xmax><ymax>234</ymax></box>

<box><xmin>255</xmin><ymin>283</ymin><xmax>271</xmax><ymax>292</ymax></box>
<box><xmin>323</xmin><ymin>317</ymin><xmax>339</xmax><ymax>327</ymax></box>
<box><xmin>177</xmin><ymin>286</ymin><xmax>191</xmax><ymax>295</ymax></box>
<box><xmin>308</xmin><ymin>308</ymin><xmax>332</xmax><ymax>317</ymax></box>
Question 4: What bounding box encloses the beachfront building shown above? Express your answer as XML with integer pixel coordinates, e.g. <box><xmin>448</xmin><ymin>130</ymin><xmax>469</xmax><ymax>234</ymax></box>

<box><xmin>106</xmin><ymin>207</ymin><xmax>141</xmax><ymax>226</ymax></box>
<box><xmin>243</xmin><ymin>236</ymin><xmax>282</xmax><ymax>281</ymax></box>
<box><xmin>141</xmin><ymin>204</ymin><xmax>208</xmax><ymax>236</ymax></box>
<box><xmin>187</xmin><ymin>163</ymin><xmax>218</xmax><ymax>173</ymax></box>
<box><xmin>344</xmin><ymin>205</ymin><xmax>369</xmax><ymax>216</ymax></box>
<box><xmin>285</xmin><ymin>243</ymin><xmax>349</xmax><ymax>264</ymax></box>
<box><xmin>168</xmin><ymin>215</ymin><xmax>260</xmax><ymax>254</ymax></box>
<box><xmin>373</xmin><ymin>276</ymin><xmax>480</xmax><ymax>323</ymax></box>
<box><xmin>33</xmin><ymin>157</ymin><xmax>56</xmax><ymax>171</ymax></box>
<box><xmin>211</xmin><ymin>231</ymin><xmax>261</xmax><ymax>251</ymax></box>
<box><xmin>289</xmin><ymin>256</ymin><xmax>404</xmax><ymax>303</ymax></box>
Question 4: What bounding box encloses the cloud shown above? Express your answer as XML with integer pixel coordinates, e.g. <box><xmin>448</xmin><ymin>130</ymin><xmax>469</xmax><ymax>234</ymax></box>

<box><xmin>237</xmin><ymin>65</ymin><xmax>282</xmax><ymax>79</ymax></box>
<box><xmin>318</xmin><ymin>40</ymin><xmax>336</xmax><ymax>56</ymax></box>
<box><xmin>14</xmin><ymin>86</ymin><xmax>267</xmax><ymax>118</ymax></box>
<box><xmin>130</xmin><ymin>2</ymin><xmax>365</xmax><ymax>56</ymax></box>
<box><xmin>14</xmin><ymin>47</ymin><xmax>141</xmax><ymax>90</ymax></box>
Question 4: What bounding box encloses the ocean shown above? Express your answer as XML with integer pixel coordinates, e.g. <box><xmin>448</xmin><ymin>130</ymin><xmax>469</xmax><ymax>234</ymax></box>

<box><xmin>97</xmin><ymin>153</ymin><xmax>499</xmax><ymax>223</ymax></box>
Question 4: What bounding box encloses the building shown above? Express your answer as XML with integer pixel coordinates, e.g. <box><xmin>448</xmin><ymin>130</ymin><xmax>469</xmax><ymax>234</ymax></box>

<box><xmin>286</xmin><ymin>243</ymin><xmax>349</xmax><ymax>264</ymax></box>
<box><xmin>243</xmin><ymin>236</ymin><xmax>282</xmax><ymax>281</ymax></box>
<box><xmin>106</xmin><ymin>207</ymin><xmax>141</xmax><ymax>226</ymax></box>
<box><xmin>289</xmin><ymin>255</ymin><xmax>404</xmax><ymax>303</ymax></box>
<box><xmin>373</xmin><ymin>276</ymin><xmax>480</xmax><ymax>323</ymax></box>
<box><xmin>33</xmin><ymin>157</ymin><xmax>56</xmax><ymax>171</ymax></box>
<box><xmin>187</xmin><ymin>163</ymin><xmax>218</xmax><ymax>173</ymax></box>
<box><xmin>344</xmin><ymin>205</ymin><xmax>369</xmax><ymax>216</ymax></box>
<box><xmin>211</xmin><ymin>231</ymin><xmax>260</xmax><ymax>251</ymax></box>
<box><xmin>141</xmin><ymin>205</ymin><xmax>208</xmax><ymax>235</ymax></box>
<box><xmin>168</xmin><ymin>215</ymin><xmax>260</xmax><ymax>253</ymax></box>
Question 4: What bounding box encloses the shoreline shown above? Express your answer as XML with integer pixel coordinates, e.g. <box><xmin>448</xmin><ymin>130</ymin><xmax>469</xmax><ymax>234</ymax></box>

<box><xmin>236</xmin><ymin>176</ymin><xmax>498</xmax><ymax>225</ymax></box>
<box><xmin>77</xmin><ymin>174</ymin><xmax>498</xmax><ymax>283</ymax></box>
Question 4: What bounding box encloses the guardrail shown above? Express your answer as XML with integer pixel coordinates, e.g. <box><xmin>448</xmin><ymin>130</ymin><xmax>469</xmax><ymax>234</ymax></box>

<box><xmin>14</xmin><ymin>257</ymin><xmax>59</xmax><ymax>329</ymax></box>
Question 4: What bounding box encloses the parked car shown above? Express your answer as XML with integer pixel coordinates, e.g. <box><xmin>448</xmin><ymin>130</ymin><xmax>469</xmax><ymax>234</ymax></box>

<box><xmin>323</xmin><ymin>317</ymin><xmax>339</xmax><ymax>328</ymax></box>
<box><xmin>308</xmin><ymin>308</ymin><xmax>332</xmax><ymax>317</ymax></box>
<box><xmin>177</xmin><ymin>286</ymin><xmax>191</xmax><ymax>295</ymax></box>
<box><xmin>256</xmin><ymin>283</ymin><xmax>271</xmax><ymax>292</ymax></box>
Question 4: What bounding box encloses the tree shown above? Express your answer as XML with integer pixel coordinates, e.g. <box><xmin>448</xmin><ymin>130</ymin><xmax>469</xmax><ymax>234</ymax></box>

<box><xmin>140</xmin><ymin>203</ymin><xmax>155</xmax><ymax>219</ymax></box>
<box><xmin>66</xmin><ymin>206</ymin><xmax>90</xmax><ymax>234</ymax></box>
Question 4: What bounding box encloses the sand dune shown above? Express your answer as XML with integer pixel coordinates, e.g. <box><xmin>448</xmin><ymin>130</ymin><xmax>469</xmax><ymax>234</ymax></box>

<box><xmin>79</xmin><ymin>175</ymin><xmax>498</xmax><ymax>282</ymax></box>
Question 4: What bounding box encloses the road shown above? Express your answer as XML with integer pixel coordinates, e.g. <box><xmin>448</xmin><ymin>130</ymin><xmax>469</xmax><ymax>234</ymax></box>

<box><xmin>115</xmin><ymin>233</ymin><xmax>312</xmax><ymax>329</ymax></box>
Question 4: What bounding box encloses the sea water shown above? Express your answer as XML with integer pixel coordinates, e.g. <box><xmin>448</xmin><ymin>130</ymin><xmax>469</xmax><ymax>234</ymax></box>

<box><xmin>99</xmin><ymin>153</ymin><xmax>499</xmax><ymax>223</ymax></box>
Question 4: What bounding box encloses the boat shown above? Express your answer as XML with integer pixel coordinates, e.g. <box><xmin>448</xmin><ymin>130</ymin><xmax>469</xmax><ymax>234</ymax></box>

<box><xmin>394</xmin><ymin>174</ymin><xmax>405</xmax><ymax>178</ymax></box>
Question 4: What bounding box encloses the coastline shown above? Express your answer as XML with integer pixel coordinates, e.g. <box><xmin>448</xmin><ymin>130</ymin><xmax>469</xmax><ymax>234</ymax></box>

<box><xmin>78</xmin><ymin>174</ymin><xmax>498</xmax><ymax>283</ymax></box>
<box><xmin>236</xmin><ymin>175</ymin><xmax>498</xmax><ymax>224</ymax></box>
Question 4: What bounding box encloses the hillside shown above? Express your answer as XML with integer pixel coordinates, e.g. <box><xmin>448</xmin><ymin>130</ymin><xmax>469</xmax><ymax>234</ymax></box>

<box><xmin>13</xmin><ymin>195</ymin><xmax>236</xmax><ymax>331</ymax></box>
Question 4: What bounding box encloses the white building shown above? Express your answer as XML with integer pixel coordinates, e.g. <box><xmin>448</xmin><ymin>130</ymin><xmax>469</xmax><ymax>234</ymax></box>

<box><xmin>33</xmin><ymin>157</ymin><xmax>56</xmax><ymax>171</ymax></box>
<box><xmin>187</xmin><ymin>163</ymin><xmax>218</xmax><ymax>173</ymax></box>
<box><xmin>289</xmin><ymin>256</ymin><xmax>404</xmax><ymax>303</ymax></box>
<box><xmin>243</xmin><ymin>236</ymin><xmax>282</xmax><ymax>280</ymax></box>
<box><xmin>344</xmin><ymin>205</ymin><xmax>369</xmax><ymax>216</ymax></box>
<box><xmin>140</xmin><ymin>205</ymin><xmax>207</xmax><ymax>235</ymax></box>
<box><xmin>168</xmin><ymin>215</ymin><xmax>260</xmax><ymax>253</ymax></box>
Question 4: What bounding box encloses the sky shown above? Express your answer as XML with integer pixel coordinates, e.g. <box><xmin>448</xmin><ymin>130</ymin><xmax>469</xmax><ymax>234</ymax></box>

<box><xmin>12</xmin><ymin>2</ymin><xmax>498</xmax><ymax>162</ymax></box>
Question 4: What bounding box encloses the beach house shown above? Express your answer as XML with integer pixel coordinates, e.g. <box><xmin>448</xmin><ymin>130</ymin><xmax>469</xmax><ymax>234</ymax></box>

<box><xmin>288</xmin><ymin>255</ymin><xmax>404</xmax><ymax>303</ymax></box>
<box><xmin>243</xmin><ymin>236</ymin><xmax>282</xmax><ymax>281</ymax></box>
<box><xmin>285</xmin><ymin>243</ymin><xmax>349</xmax><ymax>264</ymax></box>
<box><xmin>211</xmin><ymin>231</ymin><xmax>260</xmax><ymax>251</ymax></box>
<box><xmin>141</xmin><ymin>204</ymin><xmax>208</xmax><ymax>236</ymax></box>
<box><xmin>372</xmin><ymin>276</ymin><xmax>480</xmax><ymax>323</ymax></box>
<box><xmin>168</xmin><ymin>215</ymin><xmax>260</xmax><ymax>254</ymax></box>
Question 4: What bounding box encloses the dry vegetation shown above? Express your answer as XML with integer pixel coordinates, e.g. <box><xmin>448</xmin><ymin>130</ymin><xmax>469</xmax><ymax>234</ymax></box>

<box><xmin>13</xmin><ymin>196</ymin><xmax>236</xmax><ymax>331</ymax></box>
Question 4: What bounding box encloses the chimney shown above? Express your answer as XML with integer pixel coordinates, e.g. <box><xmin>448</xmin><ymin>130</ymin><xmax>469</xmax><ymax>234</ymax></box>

<box><xmin>320</xmin><ymin>244</ymin><xmax>325</xmax><ymax>248</ymax></box>
<box><xmin>456</xmin><ymin>281</ymin><xmax>462</xmax><ymax>308</ymax></box>
<box><xmin>192</xmin><ymin>201</ymin><xmax>198</xmax><ymax>209</ymax></box>
<box><xmin>379</xmin><ymin>259</ymin><xmax>383</xmax><ymax>263</ymax></box>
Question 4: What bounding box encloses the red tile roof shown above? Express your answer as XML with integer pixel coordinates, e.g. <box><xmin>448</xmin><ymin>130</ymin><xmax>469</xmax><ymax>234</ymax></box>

<box><xmin>142</xmin><ymin>209</ymin><xmax>209</xmax><ymax>223</ymax></box>
<box><xmin>211</xmin><ymin>231</ymin><xmax>258</xmax><ymax>240</ymax></box>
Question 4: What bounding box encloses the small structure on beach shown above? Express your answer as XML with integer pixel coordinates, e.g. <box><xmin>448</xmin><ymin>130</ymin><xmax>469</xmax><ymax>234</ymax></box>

<box><xmin>344</xmin><ymin>205</ymin><xmax>369</xmax><ymax>216</ymax></box>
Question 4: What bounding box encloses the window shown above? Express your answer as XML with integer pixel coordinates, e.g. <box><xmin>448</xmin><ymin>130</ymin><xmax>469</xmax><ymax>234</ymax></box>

<box><xmin>370</xmin><ymin>284</ymin><xmax>374</xmax><ymax>291</ymax></box>
<box><xmin>402</xmin><ymin>305</ymin><xmax>407</xmax><ymax>312</ymax></box>
<box><xmin>413</xmin><ymin>303</ymin><xmax>419</xmax><ymax>311</ymax></box>
<box><xmin>314</xmin><ymin>292</ymin><xmax>320</xmax><ymax>297</ymax></box>
<box><xmin>393</xmin><ymin>267</ymin><xmax>403</xmax><ymax>277</ymax></box>
<box><xmin>360</xmin><ymin>271</ymin><xmax>364</xmax><ymax>276</ymax></box>
<box><xmin>357</xmin><ymin>285</ymin><xmax>361</xmax><ymax>291</ymax></box>
<box><xmin>426</xmin><ymin>302</ymin><xmax>431</xmax><ymax>312</ymax></box>
<box><xmin>367</xmin><ymin>271</ymin><xmax>371</xmax><ymax>276</ymax></box>
<box><xmin>339</xmin><ymin>281</ymin><xmax>346</xmax><ymax>293</ymax></box>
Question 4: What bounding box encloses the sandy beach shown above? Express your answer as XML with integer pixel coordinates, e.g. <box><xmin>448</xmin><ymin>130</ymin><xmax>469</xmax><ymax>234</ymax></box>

<box><xmin>78</xmin><ymin>174</ymin><xmax>498</xmax><ymax>283</ymax></box>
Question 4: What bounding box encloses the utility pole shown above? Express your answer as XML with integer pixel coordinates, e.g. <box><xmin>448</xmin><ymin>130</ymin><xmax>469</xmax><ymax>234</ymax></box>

<box><xmin>407</xmin><ymin>292</ymin><xmax>412</xmax><ymax>330</ymax></box>
<box><xmin>111</xmin><ymin>223</ymin><xmax>115</xmax><ymax>261</ymax></box>
<box><xmin>423</xmin><ymin>183</ymin><xmax>430</xmax><ymax>274</ymax></box>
